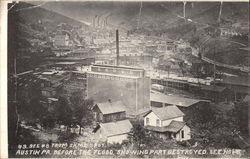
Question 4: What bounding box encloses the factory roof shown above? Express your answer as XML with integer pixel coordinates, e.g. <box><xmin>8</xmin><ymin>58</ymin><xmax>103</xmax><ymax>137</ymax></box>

<box><xmin>150</xmin><ymin>90</ymin><xmax>209</xmax><ymax>107</ymax></box>
<box><xmin>56</xmin><ymin>62</ymin><xmax>77</xmax><ymax>65</ymax></box>
<box><xmin>92</xmin><ymin>64</ymin><xmax>145</xmax><ymax>71</ymax></box>
<box><xmin>88</xmin><ymin>71</ymin><xmax>140</xmax><ymax>79</ymax></box>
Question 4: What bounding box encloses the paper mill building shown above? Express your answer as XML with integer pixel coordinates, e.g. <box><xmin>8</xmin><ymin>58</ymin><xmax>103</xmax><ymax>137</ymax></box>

<box><xmin>87</xmin><ymin>64</ymin><xmax>151</xmax><ymax>116</ymax></box>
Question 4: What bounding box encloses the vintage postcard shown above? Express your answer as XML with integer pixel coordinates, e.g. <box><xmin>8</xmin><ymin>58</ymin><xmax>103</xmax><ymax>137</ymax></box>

<box><xmin>0</xmin><ymin>0</ymin><xmax>249</xmax><ymax>158</ymax></box>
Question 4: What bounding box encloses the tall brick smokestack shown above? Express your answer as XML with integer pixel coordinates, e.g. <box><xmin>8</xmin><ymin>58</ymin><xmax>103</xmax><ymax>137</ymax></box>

<box><xmin>116</xmin><ymin>29</ymin><xmax>119</xmax><ymax>66</ymax></box>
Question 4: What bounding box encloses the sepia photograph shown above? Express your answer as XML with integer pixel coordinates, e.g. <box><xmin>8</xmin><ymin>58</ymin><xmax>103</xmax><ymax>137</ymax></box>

<box><xmin>2</xmin><ymin>0</ymin><xmax>250</xmax><ymax>158</ymax></box>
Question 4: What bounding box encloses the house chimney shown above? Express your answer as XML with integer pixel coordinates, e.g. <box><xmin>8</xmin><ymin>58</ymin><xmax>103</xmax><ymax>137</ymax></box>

<box><xmin>116</xmin><ymin>29</ymin><xmax>119</xmax><ymax>66</ymax></box>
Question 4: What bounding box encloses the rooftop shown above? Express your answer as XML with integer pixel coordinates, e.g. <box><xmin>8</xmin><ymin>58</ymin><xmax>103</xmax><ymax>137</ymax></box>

<box><xmin>88</xmin><ymin>71</ymin><xmax>140</xmax><ymax>79</ymax></box>
<box><xmin>150</xmin><ymin>90</ymin><xmax>209</xmax><ymax>107</ymax></box>
<box><xmin>144</xmin><ymin>105</ymin><xmax>184</xmax><ymax>121</ymax></box>
<box><xmin>98</xmin><ymin>120</ymin><xmax>132</xmax><ymax>137</ymax></box>
<box><xmin>92</xmin><ymin>64</ymin><xmax>145</xmax><ymax>71</ymax></box>
<box><xmin>94</xmin><ymin>101</ymin><xmax>126</xmax><ymax>115</ymax></box>
<box><xmin>56</xmin><ymin>62</ymin><xmax>77</xmax><ymax>65</ymax></box>
<box><xmin>145</xmin><ymin>120</ymin><xmax>186</xmax><ymax>133</ymax></box>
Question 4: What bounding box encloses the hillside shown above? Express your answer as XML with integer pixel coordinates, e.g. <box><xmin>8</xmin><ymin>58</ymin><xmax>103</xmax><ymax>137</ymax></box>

<box><xmin>38</xmin><ymin>2</ymin><xmax>249</xmax><ymax>38</ymax></box>
<box><xmin>8</xmin><ymin>2</ymin><xmax>249</xmax><ymax>71</ymax></box>
<box><xmin>8</xmin><ymin>2</ymin><xmax>87</xmax><ymax>73</ymax></box>
<box><xmin>12</xmin><ymin>2</ymin><xmax>85</xmax><ymax>26</ymax></box>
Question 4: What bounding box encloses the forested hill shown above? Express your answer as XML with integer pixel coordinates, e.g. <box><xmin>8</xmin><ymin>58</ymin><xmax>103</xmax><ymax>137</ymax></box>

<box><xmin>8</xmin><ymin>2</ymin><xmax>87</xmax><ymax>73</ymax></box>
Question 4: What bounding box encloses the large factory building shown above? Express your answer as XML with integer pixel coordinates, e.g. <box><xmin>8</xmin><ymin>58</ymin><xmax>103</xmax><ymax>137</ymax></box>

<box><xmin>87</xmin><ymin>64</ymin><xmax>150</xmax><ymax>116</ymax></box>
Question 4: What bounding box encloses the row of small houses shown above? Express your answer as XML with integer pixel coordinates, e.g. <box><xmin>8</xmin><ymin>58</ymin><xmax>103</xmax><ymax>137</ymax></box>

<box><xmin>91</xmin><ymin>98</ymin><xmax>192</xmax><ymax>144</ymax></box>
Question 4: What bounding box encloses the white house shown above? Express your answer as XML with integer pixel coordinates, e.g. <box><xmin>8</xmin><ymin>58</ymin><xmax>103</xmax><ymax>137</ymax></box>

<box><xmin>93</xmin><ymin>119</ymin><xmax>133</xmax><ymax>144</ymax></box>
<box><xmin>143</xmin><ymin>106</ymin><xmax>191</xmax><ymax>141</ymax></box>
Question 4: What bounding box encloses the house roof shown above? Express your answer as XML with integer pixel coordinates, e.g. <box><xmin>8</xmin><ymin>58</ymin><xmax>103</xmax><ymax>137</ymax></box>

<box><xmin>150</xmin><ymin>91</ymin><xmax>208</xmax><ymax>107</ymax></box>
<box><xmin>144</xmin><ymin>105</ymin><xmax>184</xmax><ymax>121</ymax></box>
<box><xmin>145</xmin><ymin>121</ymin><xmax>186</xmax><ymax>133</ymax></box>
<box><xmin>165</xmin><ymin>121</ymin><xmax>186</xmax><ymax>132</ymax></box>
<box><xmin>94</xmin><ymin>101</ymin><xmax>126</xmax><ymax>115</ymax></box>
<box><xmin>99</xmin><ymin>120</ymin><xmax>133</xmax><ymax>137</ymax></box>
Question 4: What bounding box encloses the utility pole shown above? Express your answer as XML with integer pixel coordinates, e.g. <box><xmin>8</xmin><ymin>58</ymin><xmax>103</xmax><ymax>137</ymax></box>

<box><xmin>183</xmin><ymin>1</ymin><xmax>187</xmax><ymax>22</ymax></box>
<box><xmin>213</xmin><ymin>47</ymin><xmax>216</xmax><ymax>86</ymax></box>
<box><xmin>217</xmin><ymin>1</ymin><xmax>223</xmax><ymax>23</ymax></box>
<box><xmin>14</xmin><ymin>49</ymin><xmax>19</xmax><ymax>137</ymax></box>
<box><xmin>213</xmin><ymin>47</ymin><xmax>217</xmax><ymax>102</ymax></box>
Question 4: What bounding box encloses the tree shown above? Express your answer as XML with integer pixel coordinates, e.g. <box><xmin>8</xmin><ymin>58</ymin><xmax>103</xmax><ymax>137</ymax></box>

<box><xmin>230</xmin><ymin>102</ymin><xmax>248</xmax><ymax>136</ymax></box>
<box><xmin>55</xmin><ymin>96</ymin><xmax>73</xmax><ymax>130</ymax></box>
<box><xmin>127</xmin><ymin>122</ymin><xmax>151</xmax><ymax>148</ymax></box>
<box><xmin>29</xmin><ymin>97</ymin><xmax>45</xmax><ymax>119</ymax></box>
<box><xmin>70</xmin><ymin>91</ymin><xmax>94</xmax><ymax>134</ymax></box>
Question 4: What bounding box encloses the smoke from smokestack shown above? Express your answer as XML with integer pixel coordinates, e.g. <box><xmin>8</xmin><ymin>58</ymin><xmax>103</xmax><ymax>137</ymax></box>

<box><xmin>97</xmin><ymin>16</ymin><xmax>100</xmax><ymax>27</ymax></box>
<box><xmin>105</xmin><ymin>14</ymin><xmax>112</xmax><ymax>27</ymax></box>
<box><xmin>93</xmin><ymin>15</ymin><xmax>97</xmax><ymax>28</ymax></box>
